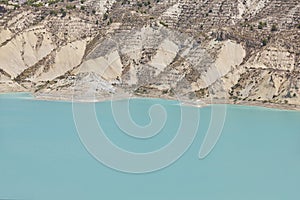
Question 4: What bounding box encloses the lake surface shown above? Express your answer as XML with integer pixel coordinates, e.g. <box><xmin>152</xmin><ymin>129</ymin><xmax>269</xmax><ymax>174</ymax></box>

<box><xmin>1</xmin><ymin>93</ymin><xmax>300</xmax><ymax>199</ymax></box>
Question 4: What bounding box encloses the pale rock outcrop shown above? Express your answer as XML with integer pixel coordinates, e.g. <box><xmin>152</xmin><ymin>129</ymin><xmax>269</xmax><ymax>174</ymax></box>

<box><xmin>35</xmin><ymin>40</ymin><xmax>86</xmax><ymax>81</ymax></box>
<box><xmin>0</xmin><ymin>71</ymin><xmax>25</xmax><ymax>93</ymax></box>
<box><xmin>202</xmin><ymin>40</ymin><xmax>246</xmax><ymax>87</ymax></box>
<box><xmin>22</xmin><ymin>30</ymin><xmax>55</xmax><ymax>67</ymax></box>
<box><xmin>0</xmin><ymin>38</ymin><xmax>25</xmax><ymax>77</ymax></box>
<box><xmin>77</xmin><ymin>50</ymin><xmax>122</xmax><ymax>81</ymax></box>
<box><xmin>0</xmin><ymin>28</ymin><xmax>55</xmax><ymax>78</ymax></box>
<box><xmin>0</xmin><ymin>28</ymin><xmax>12</xmax><ymax>44</ymax></box>
<box><xmin>149</xmin><ymin>39</ymin><xmax>178</xmax><ymax>76</ymax></box>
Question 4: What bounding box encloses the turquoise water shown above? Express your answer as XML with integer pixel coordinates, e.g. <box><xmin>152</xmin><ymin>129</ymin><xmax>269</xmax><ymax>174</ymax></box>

<box><xmin>1</xmin><ymin>93</ymin><xmax>300</xmax><ymax>199</ymax></box>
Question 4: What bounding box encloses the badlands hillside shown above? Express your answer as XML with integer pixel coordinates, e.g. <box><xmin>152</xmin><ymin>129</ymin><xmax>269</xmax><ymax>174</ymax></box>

<box><xmin>0</xmin><ymin>0</ymin><xmax>299</xmax><ymax>108</ymax></box>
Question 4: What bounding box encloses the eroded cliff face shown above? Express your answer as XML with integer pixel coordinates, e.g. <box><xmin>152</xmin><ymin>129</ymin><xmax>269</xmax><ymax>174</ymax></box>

<box><xmin>0</xmin><ymin>0</ymin><xmax>299</xmax><ymax>107</ymax></box>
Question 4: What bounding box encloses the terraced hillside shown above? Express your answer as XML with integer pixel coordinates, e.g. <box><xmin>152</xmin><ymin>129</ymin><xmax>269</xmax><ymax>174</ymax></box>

<box><xmin>0</xmin><ymin>0</ymin><xmax>299</xmax><ymax>108</ymax></box>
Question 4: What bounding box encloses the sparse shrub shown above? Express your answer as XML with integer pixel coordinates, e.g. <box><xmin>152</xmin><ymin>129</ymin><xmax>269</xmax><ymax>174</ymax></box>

<box><xmin>271</xmin><ymin>24</ymin><xmax>278</xmax><ymax>32</ymax></box>
<box><xmin>26</xmin><ymin>0</ymin><xmax>38</xmax><ymax>6</ymax></box>
<box><xmin>261</xmin><ymin>38</ymin><xmax>268</xmax><ymax>46</ymax></box>
<box><xmin>60</xmin><ymin>8</ymin><xmax>66</xmax><ymax>17</ymax></box>
<box><xmin>258</xmin><ymin>21</ymin><xmax>267</xmax><ymax>29</ymax></box>
<box><xmin>0</xmin><ymin>0</ymin><xmax>9</xmax><ymax>5</ymax></box>
<box><xmin>66</xmin><ymin>4</ymin><xmax>75</xmax><ymax>10</ymax></box>
<box><xmin>162</xmin><ymin>89</ymin><xmax>168</xmax><ymax>94</ymax></box>
<box><xmin>107</xmin><ymin>18</ymin><xmax>112</xmax><ymax>25</ymax></box>
<box><xmin>103</xmin><ymin>12</ymin><xmax>108</xmax><ymax>20</ymax></box>
<box><xmin>48</xmin><ymin>0</ymin><xmax>59</xmax><ymax>5</ymax></box>
<box><xmin>32</xmin><ymin>2</ymin><xmax>43</xmax><ymax>7</ymax></box>
<box><xmin>137</xmin><ymin>2</ymin><xmax>143</xmax><ymax>7</ymax></box>
<box><xmin>143</xmin><ymin>1</ymin><xmax>150</xmax><ymax>6</ymax></box>
<box><xmin>80</xmin><ymin>5</ymin><xmax>85</xmax><ymax>10</ymax></box>
<box><xmin>285</xmin><ymin>91</ymin><xmax>292</xmax><ymax>98</ymax></box>
<box><xmin>50</xmin><ymin>10</ymin><xmax>57</xmax><ymax>15</ymax></box>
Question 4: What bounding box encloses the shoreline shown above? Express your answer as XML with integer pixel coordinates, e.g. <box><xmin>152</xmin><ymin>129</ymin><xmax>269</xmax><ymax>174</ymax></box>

<box><xmin>1</xmin><ymin>91</ymin><xmax>299</xmax><ymax>111</ymax></box>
